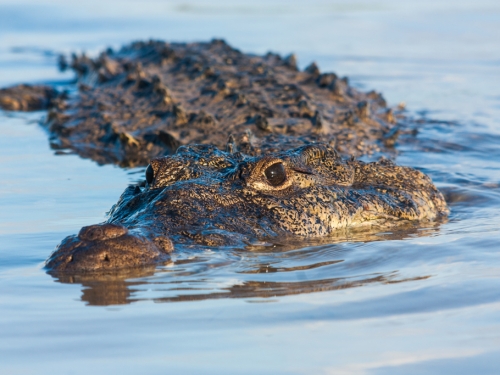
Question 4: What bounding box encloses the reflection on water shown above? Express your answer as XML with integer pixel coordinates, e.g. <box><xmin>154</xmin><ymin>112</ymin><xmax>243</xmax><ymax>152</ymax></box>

<box><xmin>50</xmin><ymin>223</ymin><xmax>441</xmax><ymax>305</ymax></box>
<box><xmin>64</xmin><ymin>270</ymin><xmax>430</xmax><ymax>306</ymax></box>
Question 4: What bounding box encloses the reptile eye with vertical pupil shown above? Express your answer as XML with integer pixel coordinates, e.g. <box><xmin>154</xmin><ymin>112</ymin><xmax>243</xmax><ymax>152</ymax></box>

<box><xmin>145</xmin><ymin>164</ymin><xmax>154</xmax><ymax>185</ymax></box>
<box><xmin>264</xmin><ymin>162</ymin><xmax>287</xmax><ymax>186</ymax></box>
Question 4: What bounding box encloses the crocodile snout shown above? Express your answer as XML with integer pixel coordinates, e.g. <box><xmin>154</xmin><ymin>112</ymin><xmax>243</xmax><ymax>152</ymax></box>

<box><xmin>45</xmin><ymin>223</ymin><xmax>172</xmax><ymax>273</ymax></box>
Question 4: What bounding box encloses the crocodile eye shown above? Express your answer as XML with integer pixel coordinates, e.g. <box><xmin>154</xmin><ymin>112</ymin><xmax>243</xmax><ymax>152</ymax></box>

<box><xmin>145</xmin><ymin>164</ymin><xmax>154</xmax><ymax>185</ymax></box>
<box><xmin>264</xmin><ymin>162</ymin><xmax>286</xmax><ymax>186</ymax></box>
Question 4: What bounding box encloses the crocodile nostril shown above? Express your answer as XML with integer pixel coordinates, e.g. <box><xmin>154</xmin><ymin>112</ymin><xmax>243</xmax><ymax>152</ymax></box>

<box><xmin>78</xmin><ymin>223</ymin><xmax>128</xmax><ymax>241</ymax></box>
<box><xmin>78</xmin><ymin>226</ymin><xmax>104</xmax><ymax>241</ymax></box>
<box><xmin>102</xmin><ymin>254</ymin><xmax>110</xmax><ymax>262</ymax></box>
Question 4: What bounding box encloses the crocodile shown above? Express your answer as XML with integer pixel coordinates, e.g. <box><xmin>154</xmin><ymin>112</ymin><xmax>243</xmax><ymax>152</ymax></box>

<box><xmin>0</xmin><ymin>39</ymin><xmax>444</xmax><ymax>273</ymax></box>
<box><xmin>0</xmin><ymin>39</ymin><xmax>403</xmax><ymax>167</ymax></box>
<box><xmin>45</xmin><ymin>143</ymin><xmax>448</xmax><ymax>273</ymax></box>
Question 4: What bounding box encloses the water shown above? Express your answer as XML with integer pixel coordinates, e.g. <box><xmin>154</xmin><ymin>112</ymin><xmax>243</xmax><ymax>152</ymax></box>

<box><xmin>1</xmin><ymin>1</ymin><xmax>500</xmax><ymax>373</ymax></box>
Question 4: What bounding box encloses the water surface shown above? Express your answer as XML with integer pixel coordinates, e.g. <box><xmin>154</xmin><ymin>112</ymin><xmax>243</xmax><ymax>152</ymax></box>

<box><xmin>1</xmin><ymin>1</ymin><xmax>500</xmax><ymax>374</ymax></box>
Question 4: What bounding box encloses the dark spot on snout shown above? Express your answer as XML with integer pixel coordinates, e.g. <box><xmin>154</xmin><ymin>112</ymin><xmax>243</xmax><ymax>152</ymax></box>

<box><xmin>78</xmin><ymin>223</ymin><xmax>128</xmax><ymax>241</ymax></box>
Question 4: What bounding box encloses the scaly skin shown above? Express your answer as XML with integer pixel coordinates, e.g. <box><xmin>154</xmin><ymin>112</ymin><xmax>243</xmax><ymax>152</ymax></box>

<box><xmin>0</xmin><ymin>84</ymin><xmax>58</xmax><ymax>111</ymax></box>
<box><xmin>45</xmin><ymin>143</ymin><xmax>448</xmax><ymax>273</ymax></box>
<box><xmin>1</xmin><ymin>39</ymin><xmax>403</xmax><ymax>166</ymax></box>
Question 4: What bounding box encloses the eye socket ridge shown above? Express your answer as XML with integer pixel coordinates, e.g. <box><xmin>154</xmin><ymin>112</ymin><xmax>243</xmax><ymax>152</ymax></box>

<box><xmin>264</xmin><ymin>162</ymin><xmax>287</xmax><ymax>187</ymax></box>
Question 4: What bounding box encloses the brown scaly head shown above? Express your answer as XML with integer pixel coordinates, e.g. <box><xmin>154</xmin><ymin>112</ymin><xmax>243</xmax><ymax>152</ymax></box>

<box><xmin>46</xmin><ymin>143</ymin><xmax>448</xmax><ymax>273</ymax></box>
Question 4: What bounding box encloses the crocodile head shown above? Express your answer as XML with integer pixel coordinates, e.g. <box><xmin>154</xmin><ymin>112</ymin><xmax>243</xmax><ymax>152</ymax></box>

<box><xmin>46</xmin><ymin>143</ymin><xmax>448</xmax><ymax>273</ymax></box>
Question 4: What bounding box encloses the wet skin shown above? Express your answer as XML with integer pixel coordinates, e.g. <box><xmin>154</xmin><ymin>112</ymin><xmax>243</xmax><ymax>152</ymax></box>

<box><xmin>0</xmin><ymin>84</ymin><xmax>58</xmax><ymax>111</ymax></box>
<box><xmin>46</xmin><ymin>143</ymin><xmax>448</xmax><ymax>273</ymax></box>
<box><xmin>1</xmin><ymin>39</ymin><xmax>402</xmax><ymax>167</ymax></box>
<box><xmin>0</xmin><ymin>39</ymin><xmax>440</xmax><ymax>275</ymax></box>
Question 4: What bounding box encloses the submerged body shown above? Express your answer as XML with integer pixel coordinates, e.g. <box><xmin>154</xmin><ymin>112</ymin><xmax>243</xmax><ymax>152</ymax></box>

<box><xmin>46</xmin><ymin>144</ymin><xmax>448</xmax><ymax>273</ymax></box>
<box><xmin>1</xmin><ymin>39</ymin><xmax>402</xmax><ymax>167</ymax></box>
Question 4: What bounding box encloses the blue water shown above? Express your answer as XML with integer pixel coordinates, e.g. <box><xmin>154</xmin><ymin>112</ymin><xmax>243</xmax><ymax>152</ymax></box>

<box><xmin>1</xmin><ymin>1</ymin><xmax>500</xmax><ymax>374</ymax></box>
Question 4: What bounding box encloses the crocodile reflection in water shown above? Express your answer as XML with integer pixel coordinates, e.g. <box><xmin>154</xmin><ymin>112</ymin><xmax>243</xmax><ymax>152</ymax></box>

<box><xmin>53</xmin><ymin>223</ymin><xmax>442</xmax><ymax>306</ymax></box>
<box><xmin>45</xmin><ymin>143</ymin><xmax>448</xmax><ymax>273</ymax></box>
